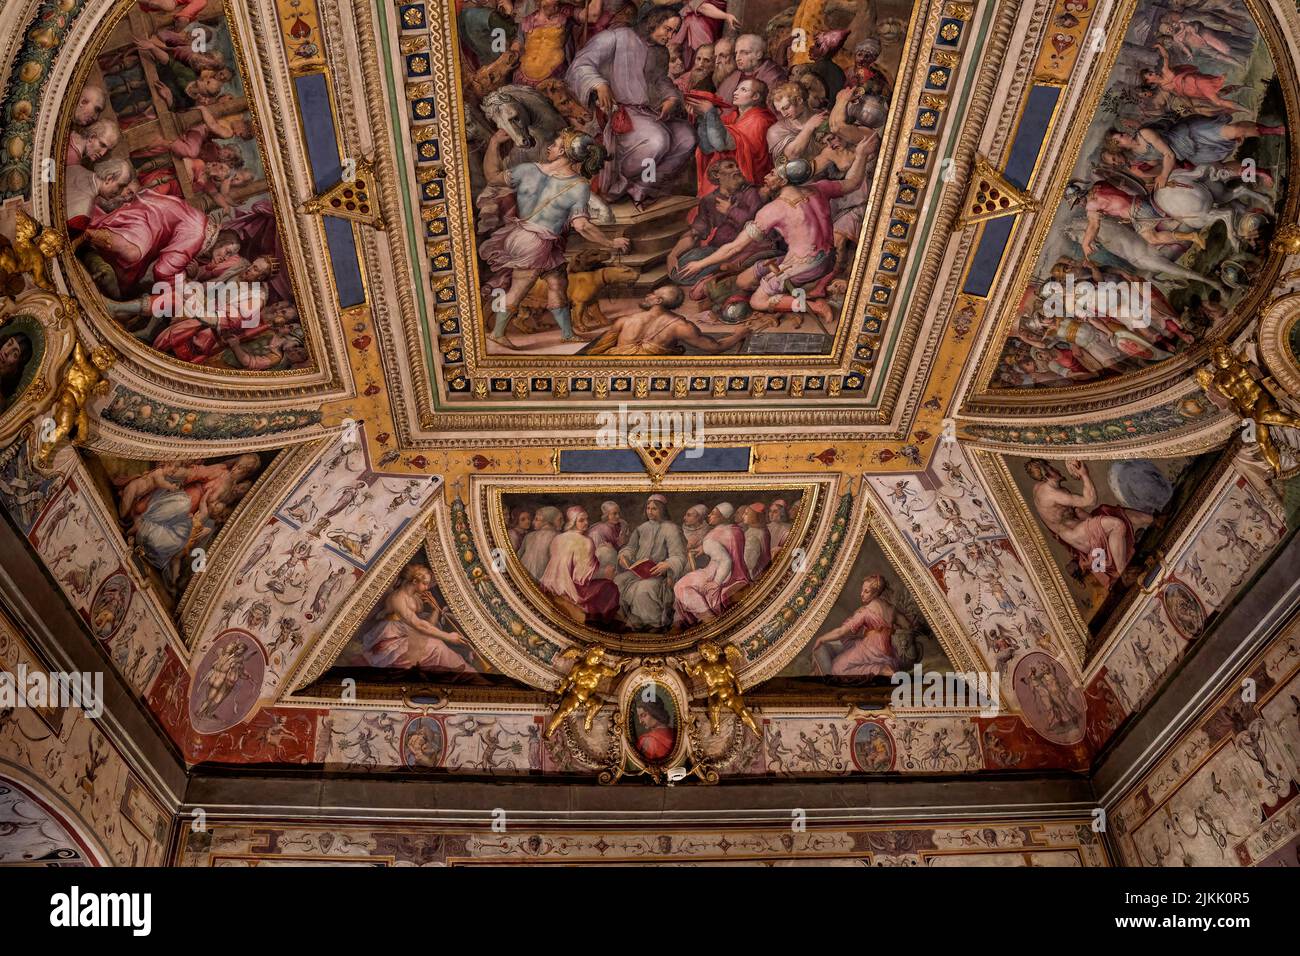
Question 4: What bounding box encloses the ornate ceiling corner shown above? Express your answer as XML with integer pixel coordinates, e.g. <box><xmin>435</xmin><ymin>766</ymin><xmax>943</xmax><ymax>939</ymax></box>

<box><xmin>177</xmin><ymin>438</ymin><xmax>329</xmax><ymax>641</ymax></box>
<box><xmin>19</xmin><ymin>0</ymin><xmax>357</xmax><ymax>404</ymax></box>
<box><xmin>864</xmin><ymin>441</ymin><xmax>1090</xmax><ymax>685</ymax></box>
<box><xmin>969</xmin><ymin>449</ymin><xmax>1091</xmax><ymax>665</ymax></box>
<box><xmin>961</xmin><ymin>0</ymin><xmax>1300</xmax><ymax>423</ymax></box>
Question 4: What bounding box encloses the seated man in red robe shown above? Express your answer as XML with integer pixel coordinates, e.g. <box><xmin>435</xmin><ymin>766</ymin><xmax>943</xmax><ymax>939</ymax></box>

<box><xmin>685</xmin><ymin>79</ymin><xmax>776</xmax><ymax>197</ymax></box>
<box><xmin>83</xmin><ymin>184</ymin><xmax>215</xmax><ymax>297</ymax></box>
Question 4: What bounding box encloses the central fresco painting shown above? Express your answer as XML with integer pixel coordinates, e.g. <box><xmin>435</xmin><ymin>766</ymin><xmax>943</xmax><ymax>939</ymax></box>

<box><xmin>502</xmin><ymin>489</ymin><xmax>802</xmax><ymax>633</ymax></box>
<box><xmin>457</xmin><ymin>0</ymin><xmax>915</xmax><ymax>356</ymax></box>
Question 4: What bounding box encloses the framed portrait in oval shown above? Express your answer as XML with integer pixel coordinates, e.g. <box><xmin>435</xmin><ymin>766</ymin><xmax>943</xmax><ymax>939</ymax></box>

<box><xmin>0</xmin><ymin>295</ymin><xmax>74</xmax><ymax>450</ymax></box>
<box><xmin>618</xmin><ymin>668</ymin><xmax>689</xmax><ymax>775</ymax></box>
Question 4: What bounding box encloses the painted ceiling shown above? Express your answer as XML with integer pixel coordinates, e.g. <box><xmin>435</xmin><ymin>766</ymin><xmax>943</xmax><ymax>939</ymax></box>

<box><xmin>2</xmin><ymin>0</ymin><xmax>1300</xmax><ymax>784</ymax></box>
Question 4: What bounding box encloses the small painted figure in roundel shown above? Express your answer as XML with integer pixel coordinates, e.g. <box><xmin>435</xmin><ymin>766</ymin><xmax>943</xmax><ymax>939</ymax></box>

<box><xmin>1160</xmin><ymin>580</ymin><xmax>1205</xmax><ymax>639</ymax></box>
<box><xmin>89</xmin><ymin>571</ymin><xmax>132</xmax><ymax>641</ymax></box>
<box><xmin>1012</xmin><ymin>651</ymin><xmax>1086</xmax><ymax>746</ymax></box>
<box><xmin>629</xmin><ymin>683</ymin><xmax>677</xmax><ymax>762</ymax></box>
<box><xmin>851</xmin><ymin>720</ymin><xmax>894</xmax><ymax>772</ymax></box>
<box><xmin>189</xmin><ymin>631</ymin><xmax>265</xmax><ymax>734</ymax></box>
<box><xmin>402</xmin><ymin>716</ymin><xmax>446</xmax><ymax>769</ymax></box>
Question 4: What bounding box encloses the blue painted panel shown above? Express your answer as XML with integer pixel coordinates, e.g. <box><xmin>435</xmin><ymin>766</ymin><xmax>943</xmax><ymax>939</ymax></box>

<box><xmin>961</xmin><ymin>217</ymin><xmax>1015</xmax><ymax>297</ymax></box>
<box><xmin>1003</xmin><ymin>85</ymin><xmax>1060</xmax><ymax>189</ymax></box>
<box><xmin>323</xmin><ymin>217</ymin><xmax>365</xmax><ymax>307</ymax></box>
<box><xmin>558</xmin><ymin>448</ymin><xmax>752</xmax><ymax>473</ymax></box>
<box><xmin>294</xmin><ymin>74</ymin><xmax>342</xmax><ymax>191</ymax></box>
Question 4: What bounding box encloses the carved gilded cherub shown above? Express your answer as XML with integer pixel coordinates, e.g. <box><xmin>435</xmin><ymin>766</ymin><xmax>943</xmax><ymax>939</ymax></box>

<box><xmin>36</xmin><ymin>341</ymin><xmax>115</xmax><ymax>468</ymax></box>
<box><xmin>0</xmin><ymin>209</ymin><xmax>64</xmax><ymax>293</ymax></box>
<box><xmin>684</xmin><ymin>639</ymin><xmax>759</xmax><ymax>738</ymax></box>
<box><xmin>544</xmin><ymin>644</ymin><xmax>627</xmax><ymax>739</ymax></box>
<box><xmin>1197</xmin><ymin>344</ymin><xmax>1300</xmax><ymax>475</ymax></box>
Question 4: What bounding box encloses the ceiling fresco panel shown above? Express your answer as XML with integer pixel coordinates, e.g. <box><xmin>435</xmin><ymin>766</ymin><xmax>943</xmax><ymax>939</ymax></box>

<box><xmin>380</xmin><ymin>0</ymin><xmax>989</xmax><ymax>417</ymax></box>
<box><xmin>764</xmin><ymin>527</ymin><xmax>958</xmax><ymax>699</ymax></box>
<box><xmin>989</xmin><ymin>449</ymin><xmax>1219</xmax><ymax>643</ymax></box>
<box><xmin>980</xmin><ymin>0</ymin><xmax>1295</xmax><ymax>398</ymax></box>
<box><xmin>59</xmin><ymin>1</ymin><xmax>313</xmax><ymax>373</ymax></box>
<box><xmin>81</xmin><ymin>448</ymin><xmax>278</xmax><ymax>613</ymax></box>
<box><xmin>1</xmin><ymin>0</ymin><xmax>1300</xmax><ymax>805</ymax></box>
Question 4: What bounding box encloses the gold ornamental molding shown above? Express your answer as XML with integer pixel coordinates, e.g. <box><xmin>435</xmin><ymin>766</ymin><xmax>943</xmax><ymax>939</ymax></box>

<box><xmin>0</xmin><ymin>285</ymin><xmax>75</xmax><ymax>449</ymax></box>
<box><xmin>955</xmin><ymin>154</ymin><xmax>1037</xmax><ymax>230</ymax></box>
<box><xmin>1257</xmin><ymin>288</ymin><xmax>1300</xmax><ymax>402</ymax></box>
<box><xmin>302</xmin><ymin>156</ymin><xmax>387</xmax><ymax>231</ymax></box>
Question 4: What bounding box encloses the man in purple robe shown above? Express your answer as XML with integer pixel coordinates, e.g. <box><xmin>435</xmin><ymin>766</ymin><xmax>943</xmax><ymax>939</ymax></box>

<box><xmin>715</xmin><ymin>34</ymin><xmax>787</xmax><ymax>105</ymax></box>
<box><xmin>566</xmin><ymin>7</ymin><xmax>696</xmax><ymax>207</ymax></box>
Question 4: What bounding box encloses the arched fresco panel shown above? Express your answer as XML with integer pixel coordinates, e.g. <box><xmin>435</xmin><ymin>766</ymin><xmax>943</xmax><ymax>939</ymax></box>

<box><xmin>59</xmin><ymin>2</ymin><xmax>311</xmax><ymax>373</ymax></box>
<box><xmin>989</xmin><ymin>0</ymin><xmax>1291</xmax><ymax>391</ymax></box>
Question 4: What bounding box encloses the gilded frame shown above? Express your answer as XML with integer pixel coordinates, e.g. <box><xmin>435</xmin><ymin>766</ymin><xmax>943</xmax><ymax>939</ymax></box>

<box><xmin>40</xmin><ymin>0</ymin><xmax>351</xmax><ymax>403</ymax></box>
<box><xmin>0</xmin><ymin>289</ymin><xmax>74</xmax><ymax>449</ymax></box>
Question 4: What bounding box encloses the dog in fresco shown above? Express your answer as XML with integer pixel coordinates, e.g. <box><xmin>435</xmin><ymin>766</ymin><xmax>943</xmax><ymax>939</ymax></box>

<box><xmin>513</xmin><ymin>251</ymin><xmax>640</xmax><ymax>334</ymax></box>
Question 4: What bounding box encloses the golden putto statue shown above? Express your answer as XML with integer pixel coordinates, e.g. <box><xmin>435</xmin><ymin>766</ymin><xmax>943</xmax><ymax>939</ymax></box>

<box><xmin>36</xmin><ymin>341</ymin><xmax>115</xmax><ymax>468</ymax></box>
<box><xmin>684</xmin><ymin>640</ymin><xmax>759</xmax><ymax>738</ymax></box>
<box><xmin>1196</xmin><ymin>344</ymin><xmax>1300</xmax><ymax>476</ymax></box>
<box><xmin>0</xmin><ymin>209</ymin><xmax>64</xmax><ymax>294</ymax></box>
<box><xmin>544</xmin><ymin>644</ymin><xmax>626</xmax><ymax>739</ymax></box>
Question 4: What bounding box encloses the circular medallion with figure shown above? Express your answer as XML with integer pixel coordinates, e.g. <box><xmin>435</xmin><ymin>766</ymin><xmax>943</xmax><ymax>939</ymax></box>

<box><xmin>851</xmin><ymin>720</ymin><xmax>895</xmax><ymax>772</ymax></box>
<box><xmin>1012</xmin><ymin>651</ymin><xmax>1086</xmax><ymax>746</ymax></box>
<box><xmin>1160</xmin><ymin>580</ymin><xmax>1205</xmax><ymax>640</ymax></box>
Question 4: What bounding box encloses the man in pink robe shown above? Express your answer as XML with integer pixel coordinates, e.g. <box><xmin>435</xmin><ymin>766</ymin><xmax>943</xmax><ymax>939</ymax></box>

<box><xmin>673</xmin><ymin>502</ymin><xmax>749</xmax><ymax>625</ymax></box>
<box><xmin>678</xmin><ymin>136</ymin><xmax>874</xmax><ymax>321</ymax></box>
<box><xmin>85</xmin><ymin>186</ymin><xmax>215</xmax><ymax>294</ymax></box>
<box><xmin>588</xmin><ymin>500</ymin><xmax>628</xmax><ymax>576</ymax></box>
<box><xmin>739</xmin><ymin>502</ymin><xmax>771</xmax><ymax>577</ymax></box>
<box><xmin>541</xmin><ymin>506</ymin><xmax>619</xmax><ymax>621</ymax></box>
<box><xmin>520</xmin><ymin>506</ymin><xmax>564</xmax><ymax>579</ymax></box>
